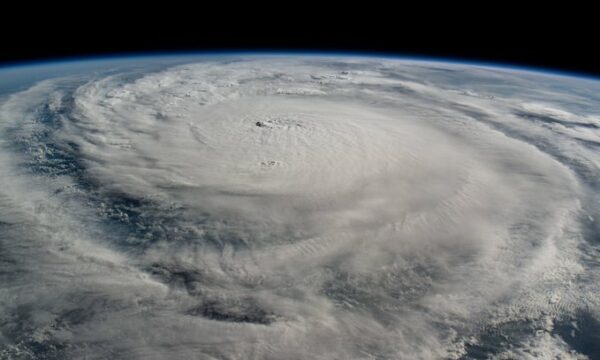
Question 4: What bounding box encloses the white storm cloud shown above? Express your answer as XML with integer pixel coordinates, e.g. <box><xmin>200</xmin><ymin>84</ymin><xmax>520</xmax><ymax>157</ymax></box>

<box><xmin>0</xmin><ymin>57</ymin><xmax>599</xmax><ymax>359</ymax></box>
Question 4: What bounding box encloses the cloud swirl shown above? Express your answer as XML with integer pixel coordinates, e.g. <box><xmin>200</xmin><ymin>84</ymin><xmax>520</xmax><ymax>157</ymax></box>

<box><xmin>1</xmin><ymin>56</ymin><xmax>599</xmax><ymax>359</ymax></box>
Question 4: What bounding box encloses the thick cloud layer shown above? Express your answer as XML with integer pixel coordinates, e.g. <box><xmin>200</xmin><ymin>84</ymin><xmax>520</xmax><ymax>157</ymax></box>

<box><xmin>1</xmin><ymin>56</ymin><xmax>600</xmax><ymax>359</ymax></box>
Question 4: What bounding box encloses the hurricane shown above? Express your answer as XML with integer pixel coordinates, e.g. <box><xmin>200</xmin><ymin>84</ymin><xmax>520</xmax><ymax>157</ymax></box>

<box><xmin>1</xmin><ymin>55</ymin><xmax>599</xmax><ymax>359</ymax></box>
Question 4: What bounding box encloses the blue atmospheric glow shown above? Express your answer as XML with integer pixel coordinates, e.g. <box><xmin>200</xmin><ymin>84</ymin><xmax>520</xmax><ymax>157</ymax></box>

<box><xmin>0</xmin><ymin>50</ymin><xmax>598</xmax><ymax>83</ymax></box>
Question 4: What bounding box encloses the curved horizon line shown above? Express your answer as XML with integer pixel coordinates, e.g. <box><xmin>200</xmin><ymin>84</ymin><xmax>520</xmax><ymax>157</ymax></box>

<box><xmin>1</xmin><ymin>49</ymin><xmax>599</xmax><ymax>82</ymax></box>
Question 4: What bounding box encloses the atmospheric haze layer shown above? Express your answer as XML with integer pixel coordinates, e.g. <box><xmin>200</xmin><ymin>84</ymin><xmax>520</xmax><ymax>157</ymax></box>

<box><xmin>0</xmin><ymin>55</ymin><xmax>600</xmax><ymax>360</ymax></box>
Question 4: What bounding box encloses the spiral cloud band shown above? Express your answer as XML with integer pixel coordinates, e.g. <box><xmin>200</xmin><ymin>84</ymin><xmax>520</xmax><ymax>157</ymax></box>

<box><xmin>1</xmin><ymin>56</ymin><xmax>599</xmax><ymax>359</ymax></box>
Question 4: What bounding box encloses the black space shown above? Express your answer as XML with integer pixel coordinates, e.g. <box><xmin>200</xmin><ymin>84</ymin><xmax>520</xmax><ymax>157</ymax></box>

<box><xmin>1</xmin><ymin>9</ymin><xmax>598</xmax><ymax>77</ymax></box>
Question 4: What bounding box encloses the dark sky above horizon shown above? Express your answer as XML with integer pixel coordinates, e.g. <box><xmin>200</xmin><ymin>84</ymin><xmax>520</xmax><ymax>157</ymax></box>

<box><xmin>1</xmin><ymin>9</ymin><xmax>597</xmax><ymax>77</ymax></box>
